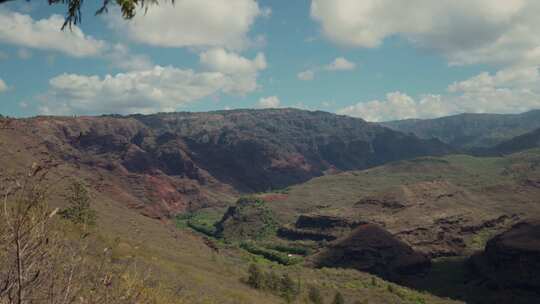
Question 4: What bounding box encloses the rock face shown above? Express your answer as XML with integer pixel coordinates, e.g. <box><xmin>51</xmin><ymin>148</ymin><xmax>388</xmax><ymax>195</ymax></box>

<box><xmin>295</xmin><ymin>214</ymin><xmax>362</xmax><ymax>230</ymax></box>
<box><xmin>133</xmin><ymin>109</ymin><xmax>453</xmax><ymax>192</ymax></box>
<box><xmin>315</xmin><ymin>224</ymin><xmax>431</xmax><ymax>280</ymax></box>
<box><xmin>277</xmin><ymin>214</ymin><xmax>364</xmax><ymax>242</ymax></box>
<box><xmin>469</xmin><ymin>220</ymin><xmax>540</xmax><ymax>290</ymax></box>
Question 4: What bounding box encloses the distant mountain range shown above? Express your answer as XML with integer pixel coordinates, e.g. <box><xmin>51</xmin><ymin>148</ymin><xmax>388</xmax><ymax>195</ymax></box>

<box><xmin>381</xmin><ymin>110</ymin><xmax>540</xmax><ymax>150</ymax></box>
<box><xmin>487</xmin><ymin>127</ymin><xmax>540</xmax><ymax>155</ymax></box>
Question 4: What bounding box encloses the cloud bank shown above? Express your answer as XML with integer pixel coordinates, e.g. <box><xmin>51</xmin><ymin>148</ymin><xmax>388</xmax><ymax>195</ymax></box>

<box><xmin>39</xmin><ymin>49</ymin><xmax>267</xmax><ymax>115</ymax></box>
<box><xmin>108</xmin><ymin>0</ymin><xmax>264</xmax><ymax>50</ymax></box>
<box><xmin>338</xmin><ymin>66</ymin><xmax>540</xmax><ymax>121</ymax></box>
<box><xmin>0</xmin><ymin>10</ymin><xmax>106</xmax><ymax>57</ymax></box>
<box><xmin>311</xmin><ymin>0</ymin><xmax>540</xmax><ymax>66</ymax></box>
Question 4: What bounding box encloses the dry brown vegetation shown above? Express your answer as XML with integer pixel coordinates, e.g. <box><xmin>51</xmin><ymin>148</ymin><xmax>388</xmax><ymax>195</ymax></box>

<box><xmin>0</xmin><ymin>166</ymin><xmax>181</xmax><ymax>304</ymax></box>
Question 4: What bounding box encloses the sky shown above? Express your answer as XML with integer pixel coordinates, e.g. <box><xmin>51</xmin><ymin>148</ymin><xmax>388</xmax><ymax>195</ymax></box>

<box><xmin>0</xmin><ymin>0</ymin><xmax>539</xmax><ymax>121</ymax></box>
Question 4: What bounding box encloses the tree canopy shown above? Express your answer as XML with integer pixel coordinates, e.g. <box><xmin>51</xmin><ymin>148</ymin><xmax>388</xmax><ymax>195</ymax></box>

<box><xmin>0</xmin><ymin>0</ymin><xmax>173</xmax><ymax>29</ymax></box>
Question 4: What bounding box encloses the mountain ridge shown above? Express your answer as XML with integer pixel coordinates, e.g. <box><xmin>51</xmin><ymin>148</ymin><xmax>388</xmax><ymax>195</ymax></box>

<box><xmin>0</xmin><ymin>108</ymin><xmax>454</xmax><ymax>219</ymax></box>
<box><xmin>381</xmin><ymin>109</ymin><xmax>540</xmax><ymax>149</ymax></box>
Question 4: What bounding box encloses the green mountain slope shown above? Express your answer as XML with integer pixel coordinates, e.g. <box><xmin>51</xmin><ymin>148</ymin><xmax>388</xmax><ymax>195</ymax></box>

<box><xmin>489</xmin><ymin>127</ymin><xmax>540</xmax><ymax>155</ymax></box>
<box><xmin>381</xmin><ymin>110</ymin><xmax>540</xmax><ymax>149</ymax></box>
<box><xmin>262</xmin><ymin>149</ymin><xmax>540</xmax><ymax>258</ymax></box>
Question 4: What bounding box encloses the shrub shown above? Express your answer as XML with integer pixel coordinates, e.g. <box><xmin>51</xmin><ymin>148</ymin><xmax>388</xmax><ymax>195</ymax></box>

<box><xmin>244</xmin><ymin>265</ymin><xmax>300</xmax><ymax>303</ymax></box>
<box><xmin>187</xmin><ymin>220</ymin><xmax>216</xmax><ymax>237</ymax></box>
<box><xmin>266</xmin><ymin>271</ymin><xmax>281</xmax><ymax>291</ymax></box>
<box><xmin>264</xmin><ymin>243</ymin><xmax>311</xmax><ymax>256</ymax></box>
<box><xmin>240</xmin><ymin>242</ymin><xmax>302</xmax><ymax>265</ymax></box>
<box><xmin>247</xmin><ymin>264</ymin><xmax>265</xmax><ymax>289</ymax></box>
<box><xmin>59</xmin><ymin>181</ymin><xmax>97</xmax><ymax>228</ymax></box>
<box><xmin>332</xmin><ymin>291</ymin><xmax>345</xmax><ymax>304</ymax></box>
<box><xmin>280</xmin><ymin>273</ymin><xmax>300</xmax><ymax>303</ymax></box>
<box><xmin>0</xmin><ymin>167</ymin><xmax>166</xmax><ymax>303</ymax></box>
<box><xmin>308</xmin><ymin>285</ymin><xmax>324</xmax><ymax>304</ymax></box>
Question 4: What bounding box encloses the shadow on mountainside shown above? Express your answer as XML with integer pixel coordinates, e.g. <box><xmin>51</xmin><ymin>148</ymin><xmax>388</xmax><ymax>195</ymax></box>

<box><xmin>400</xmin><ymin>257</ymin><xmax>540</xmax><ymax>304</ymax></box>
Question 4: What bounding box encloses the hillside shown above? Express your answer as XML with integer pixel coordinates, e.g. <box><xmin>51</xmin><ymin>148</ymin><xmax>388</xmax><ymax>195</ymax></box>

<box><xmin>0</xmin><ymin>113</ymin><xmax>463</xmax><ymax>303</ymax></box>
<box><xmin>2</xmin><ymin>110</ymin><xmax>540</xmax><ymax>303</ymax></box>
<box><xmin>487</xmin><ymin>127</ymin><xmax>540</xmax><ymax>155</ymax></box>
<box><xmin>381</xmin><ymin>110</ymin><xmax>540</xmax><ymax>149</ymax></box>
<box><xmin>254</xmin><ymin>149</ymin><xmax>540</xmax><ymax>303</ymax></box>
<box><xmin>0</xmin><ymin>109</ymin><xmax>452</xmax><ymax>219</ymax></box>
<box><xmin>131</xmin><ymin>109</ymin><xmax>453</xmax><ymax>191</ymax></box>
<box><xmin>264</xmin><ymin>150</ymin><xmax>540</xmax><ymax>257</ymax></box>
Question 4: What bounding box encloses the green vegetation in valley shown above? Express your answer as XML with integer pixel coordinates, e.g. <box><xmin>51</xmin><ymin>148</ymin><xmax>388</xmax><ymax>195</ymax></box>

<box><xmin>240</xmin><ymin>242</ymin><xmax>303</xmax><ymax>266</ymax></box>
<box><xmin>262</xmin><ymin>243</ymin><xmax>312</xmax><ymax>256</ymax></box>
<box><xmin>176</xmin><ymin>209</ymin><xmax>222</xmax><ymax>237</ymax></box>
<box><xmin>215</xmin><ymin>197</ymin><xmax>279</xmax><ymax>241</ymax></box>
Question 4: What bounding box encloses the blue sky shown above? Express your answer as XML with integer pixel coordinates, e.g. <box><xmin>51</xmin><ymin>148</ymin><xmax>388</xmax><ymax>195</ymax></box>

<box><xmin>0</xmin><ymin>0</ymin><xmax>539</xmax><ymax>121</ymax></box>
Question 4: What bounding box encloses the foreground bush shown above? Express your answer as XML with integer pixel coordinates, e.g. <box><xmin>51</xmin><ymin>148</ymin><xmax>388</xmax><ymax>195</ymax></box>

<box><xmin>0</xmin><ymin>166</ymin><xmax>177</xmax><ymax>304</ymax></box>
<box><xmin>246</xmin><ymin>264</ymin><xmax>301</xmax><ymax>303</ymax></box>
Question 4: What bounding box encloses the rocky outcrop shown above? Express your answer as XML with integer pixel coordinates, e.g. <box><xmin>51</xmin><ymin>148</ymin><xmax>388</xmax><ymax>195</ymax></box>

<box><xmin>277</xmin><ymin>214</ymin><xmax>365</xmax><ymax>242</ymax></box>
<box><xmin>355</xmin><ymin>197</ymin><xmax>406</xmax><ymax>210</ymax></box>
<box><xmin>315</xmin><ymin>224</ymin><xmax>431</xmax><ymax>280</ymax></box>
<box><xmin>277</xmin><ymin>226</ymin><xmax>337</xmax><ymax>242</ymax></box>
<box><xmin>468</xmin><ymin>220</ymin><xmax>540</xmax><ymax>291</ymax></box>
<box><xmin>215</xmin><ymin>197</ymin><xmax>278</xmax><ymax>241</ymax></box>
<box><xmin>396</xmin><ymin>214</ymin><xmax>519</xmax><ymax>258</ymax></box>
<box><xmin>295</xmin><ymin>214</ymin><xmax>363</xmax><ymax>230</ymax></box>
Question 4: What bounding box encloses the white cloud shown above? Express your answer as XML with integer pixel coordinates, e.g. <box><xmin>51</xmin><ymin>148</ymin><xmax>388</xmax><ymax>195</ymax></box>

<box><xmin>107</xmin><ymin>44</ymin><xmax>153</xmax><ymax>71</ymax></box>
<box><xmin>108</xmin><ymin>0</ymin><xmax>262</xmax><ymax>49</ymax></box>
<box><xmin>257</xmin><ymin>96</ymin><xmax>281</xmax><ymax>108</ymax></box>
<box><xmin>200</xmin><ymin>48</ymin><xmax>266</xmax><ymax>74</ymax></box>
<box><xmin>338</xmin><ymin>66</ymin><xmax>540</xmax><ymax>121</ymax></box>
<box><xmin>311</xmin><ymin>0</ymin><xmax>540</xmax><ymax>66</ymax></box>
<box><xmin>199</xmin><ymin>48</ymin><xmax>266</xmax><ymax>94</ymax></box>
<box><xmin>0</xmin><ymin>10</ymin><xmax>106</xmax><ymax>57</ymax></box>
<box><xmin>39</xmin><ymin>62</ymin><xmax>265</xmax><ymax>115</ymax></box>
<box><xmin>0</xmin><ymin>78</ymin><xmax>7</xmax><ymax>92</ymax></box>
<box><xmin>338</xmin><ymin>92</ymin><xmax>448</xmax><ymax>122</ymax></box>
<box><xmin>297</xmin><ymin>70</ymin><xmax>315</xmax><ymax>81</ymax></box>
<box><xmin>298</xmin><ymin>57</ymin><xmax>356</xmax><ymax>80</ymax></box>
<box><xmin>445</xmin><ymin>66</ymin><xmax>540</xmax><ymax>114</ymax></box>
<box><xmin>324</xmin><ymin>57</ymin><xmax>356</xmax><ymax>71</ymax></box>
